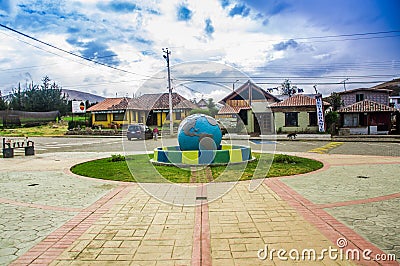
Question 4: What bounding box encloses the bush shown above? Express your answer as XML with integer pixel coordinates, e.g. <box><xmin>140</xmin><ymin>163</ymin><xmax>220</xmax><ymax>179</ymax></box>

<box><xmin>325</xmin><ymin>111</ymin><xmax>338</xmax><ymax>129</ymax></box>
<box><xmin>68</xmin><ymin>120</ymin><xmax>88</xmax><ymax>130</ymax></box>
<box><xmin>109</xmin><ymin>154</ymin><xmax>126</xmax><ymax>162</ymax></box>
<box><xmin>273</xmin><ymin>154</ymin><xmax>298</xmax><ymax>164</ymax></box>
<box><xmin>189</xmin><ymin>109</ymin><xmax>212</xmax><ymax>116</ymax></box>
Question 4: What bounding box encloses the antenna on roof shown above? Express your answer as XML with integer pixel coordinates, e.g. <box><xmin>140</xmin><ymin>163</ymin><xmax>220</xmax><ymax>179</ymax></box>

<box><xmin>313</xmin><ymin>85</ymin><xmax>318</xmax><ymax>94</ymax></box>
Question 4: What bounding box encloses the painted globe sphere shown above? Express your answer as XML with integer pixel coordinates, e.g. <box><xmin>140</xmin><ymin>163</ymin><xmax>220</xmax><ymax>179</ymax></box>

<box><xmin>178</xmin><ymin>114</ymin><xmax>222</xmax><ymax>151</ymax></box>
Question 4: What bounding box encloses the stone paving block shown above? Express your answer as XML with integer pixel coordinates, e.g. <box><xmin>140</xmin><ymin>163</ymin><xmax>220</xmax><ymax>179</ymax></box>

<box><xmin>102</xmin><ymin>240</ymin><xmax>122</xmax><ymax>248</ymax></box>
<box><xmin>212</xmin><ymin>249</ymin><xmax>232</xmax><ymax>259</ymax></box>
<box><xmin>234</xmin><ymin>257</ymin><xmax>273</xmax><ymax>265</ymax></box>
<box><xmin>212</xmin><ymin>258</ymin><xmax>235</xmax><ymax>266</ymax></box>
<box><xmin>171</xmin><ymin>245</ymin><xmax>192</xmax><ymax>259</ymax></box>
<box><xmin>95</xmin><ymin>254</ymin><xmax>118</xmax><ymax>260</ymax></box>
<box><xmin>120</xmin><ymin>240</ymin><xmax>140</xmax><ymax>249</ymax></box>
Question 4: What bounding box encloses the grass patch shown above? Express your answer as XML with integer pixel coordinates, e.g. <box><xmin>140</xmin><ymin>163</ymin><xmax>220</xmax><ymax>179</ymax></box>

<box><xmin>71</xmin><ymin>153</ymin><xmax>323</xmax><ymax>183</ymax></box>
<box><xmin>71</xmin><ymin>154</ymin><xmax>191</xmax><ymax>183</ymax></box>
<box><xmin>0</xmin><ymin>124</ymin><xmax>68</xmax><ymax>137</ymax></box>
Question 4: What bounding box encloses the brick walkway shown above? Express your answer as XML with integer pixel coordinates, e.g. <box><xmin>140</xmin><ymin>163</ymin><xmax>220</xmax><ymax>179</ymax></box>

<box><xmin>2</xmin><ymin>151</ymin><xmax>400</xmax><ymax>265</ymax></box>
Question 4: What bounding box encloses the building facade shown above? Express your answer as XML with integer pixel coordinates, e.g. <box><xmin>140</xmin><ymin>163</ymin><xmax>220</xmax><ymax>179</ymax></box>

<box><xmin>339</xmin><ymin>88</ymin><xmax>391</xmax><ymax>107</ymax></box>
<box><xmin>127</xmin><ymin>93</ymin><xmax>197</xmax><ymax>127</ymax></box>
<box><xmin>216</xmin><ymin>80</ymin><xmax>280</xmax><ymax>135</ymax></box>
<box><xmin>87</xmin><ymin>98</ymin><xmax>130</xmax><ymax>128</ymax></box>
<box><xmin>271</xmin><ymin>94</ymin><xmax>330</xmax><ymax>133</ymax></box>
<box><xmin>87</xmin><ymin>93</ymin><xmax>197</xmax><ymax>129</ymax></box>
<box><xmin>338</xmin><ymin>100</ymin><xmax>396</xmax><ymax>135</ymax></box>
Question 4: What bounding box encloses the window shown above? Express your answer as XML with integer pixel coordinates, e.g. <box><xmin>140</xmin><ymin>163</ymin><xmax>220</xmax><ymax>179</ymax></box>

<box><xmin>285</xmin><ymin>112</ymin><xmax>298</xmax><ymax>127</ymax></box>
<box><xmin>175</xmin><ymin>111</ymin><xmax>182</xmax><ymax>120</ymax></box>
<box><xmin>308</xmin><ymin>112</ymin><xmax>317</xmax><ymax>126</ymax></box>
<box><xmin>95</xmin><ymin>113</ymin><xmax>107</xmax><ymax>121</ymax></box>
<box><xmin>343</xmin><ymin>114</ymin><xmax>358</xmax><ymax>127</ymax></box>
<box><xmin>356</xmin><ymin>94</ymin><xmax>364</xmax><ymax>102</ymax></box>
<box><xmin>113</xmin><ymin>112</ymin><xmax>125</xmax><ymax>121</ymax></box>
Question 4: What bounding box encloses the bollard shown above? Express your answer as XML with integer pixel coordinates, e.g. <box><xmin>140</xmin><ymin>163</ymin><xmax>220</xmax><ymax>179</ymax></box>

<box><xmin>3</xmin><ymin>148</ymin><xmax>14</xmax><ymax>158</ymax></box>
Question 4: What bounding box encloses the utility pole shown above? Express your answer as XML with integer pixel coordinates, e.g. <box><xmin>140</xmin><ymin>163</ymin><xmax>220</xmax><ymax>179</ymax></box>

<box><xmin>341</xmin><ymin>78</ymin><xmax>349</xmax><ymax>91</ymax></box>
<box><xmin>163</xmin><ymin>48</ymin><xmax>173</xmax><ymax>136</ymax></box>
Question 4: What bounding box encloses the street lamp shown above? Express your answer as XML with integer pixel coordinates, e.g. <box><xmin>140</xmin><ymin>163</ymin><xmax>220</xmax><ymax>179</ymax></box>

<box><xmin>233</xmin><ymin>80</ymin><xmax>239</xmax><ymax>91</ymax></box>
<box><xmin>162</xmin><ymin>48</ymin><xmax>173</xmax><ymax>136</ymax></box>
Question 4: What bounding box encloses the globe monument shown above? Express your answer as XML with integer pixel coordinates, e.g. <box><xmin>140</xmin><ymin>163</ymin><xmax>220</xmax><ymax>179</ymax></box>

<box><xmin>152</xmin><ymin>114</ymin><xmax>253</xmax><ymax>166</ymax></box>
<box><xmin>178</xmin><ymin>114</ymin><xmax>222</xmax><ymax>151</ymax></box>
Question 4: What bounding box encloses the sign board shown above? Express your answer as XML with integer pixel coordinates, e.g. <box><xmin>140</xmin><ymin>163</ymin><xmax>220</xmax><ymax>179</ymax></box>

<box><xmin>72</xmin><ymin>100</ymin><xmax>86</xmax><ymax>114</ymax></box>
<box><xmin>315</xmin><ymin>94</ymin><xmax>325</xmax><ymax>132</ymax></box>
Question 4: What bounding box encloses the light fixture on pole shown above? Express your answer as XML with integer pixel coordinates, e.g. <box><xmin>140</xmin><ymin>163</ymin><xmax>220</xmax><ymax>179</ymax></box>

<box><xmin>233</xmin><ymin>79</ymin><xmax>239</xmax><ymax>91</ymax></box>
<box><xmin>162</xmin><ymin>48</ymin><xmax>173</xmax><ymax>136</ymax></box>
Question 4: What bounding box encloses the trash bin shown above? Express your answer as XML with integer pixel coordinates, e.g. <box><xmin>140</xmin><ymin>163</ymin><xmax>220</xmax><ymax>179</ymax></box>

<box><xmin>3</xmin><ymin>148</ymin><xmax>14</xmax><ymax>158</ymax></box>
<box><xmin>25</xmin><ymin>146</ymin><xmax>35</xmax><ymax>156</ymax></box>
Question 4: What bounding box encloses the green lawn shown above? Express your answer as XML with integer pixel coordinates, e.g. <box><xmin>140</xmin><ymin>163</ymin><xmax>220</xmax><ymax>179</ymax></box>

<box><xmin>0</xmin><ymin>124</ymin><xmax>68</xmax><ymax>137</ymax></box>
<box><xmin>70</xmin><ymin>153</ymin><xmax>323</xmax><ymax>183</ymax></box>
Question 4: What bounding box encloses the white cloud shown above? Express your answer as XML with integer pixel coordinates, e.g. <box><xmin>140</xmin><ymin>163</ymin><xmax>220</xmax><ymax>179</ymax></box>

<box><xmin>0</xmin><ymin>0</ymin><xmax>398</xmax><ymax>98</ymax></box>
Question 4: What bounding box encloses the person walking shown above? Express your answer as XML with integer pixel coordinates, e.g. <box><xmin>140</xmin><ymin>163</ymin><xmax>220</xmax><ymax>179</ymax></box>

<box><xmin>153</xmin><ymin>127</ymin><xmax>159</xmax><ymax>141</ymax></box>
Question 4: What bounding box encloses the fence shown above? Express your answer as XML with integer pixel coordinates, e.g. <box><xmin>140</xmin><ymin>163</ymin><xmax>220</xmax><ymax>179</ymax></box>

<box><xmin>0</xmin><ymin>110</ymin><xmax>59</xmax><ymax>128</ymax></box>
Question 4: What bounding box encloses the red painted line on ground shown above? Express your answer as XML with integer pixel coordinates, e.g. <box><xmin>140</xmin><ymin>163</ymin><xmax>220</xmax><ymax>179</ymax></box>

<box><xmin>192</xmin><ymin>185</ymin><xmax>211</xmax><ymax>266</ymax></box>
<box><xmin>265</xmin><ymin>178</ymin><xmax>399</xmax><ymax>266</ymax></box>
<box><xmin>10</xmin><ymin>184</ymin><xmax>132</xmax><ymax>266</ymax></box>
<box><xmin>192</xmin><ymin>199</ymin><xmax>202</xmax><ymax>266</ymax></box>
<box><xmin>317</xmin><ymin>193</ymin><xmax>400</xmax><ymax>209</ymax></box>
<box><xmin>329</xmin><ymin>161</ymin><xmax>400</xmax><ymax>166</ymax></box>
<box><xmin>201</xmin><ymin>200</ymin><xmax>211</xmax><ymax>266</ymax></box>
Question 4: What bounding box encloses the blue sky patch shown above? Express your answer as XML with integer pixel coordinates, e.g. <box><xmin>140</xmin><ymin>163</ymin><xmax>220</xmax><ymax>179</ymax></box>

<box><xmin>97</xmin><ymin>1</ymin><xmax>140</xmax><ymax>13</ymax></box>
<box><xmin>205</xmin><ymin>18</ymin><xmax>214</xmax><ymax>36</ymax></box>
<box><xmin>0</xmin><ymin>0</ymin><xmax>12</xmax><ymax>13</ymax></box>
<box><xmin>177</xmin><ymin>4</ymin><xmax>192</xmax><ymax>21</ymax></box>
<box><xmin>229</xmin><ymin>3</ymin><xmax>250</xmax><ymax>17</ymax></box>
<box><xmin>220</xmin><ymin>0</ymin><xmax>230</xmax><ymax>8</ymax></box>
<box><xmin>79</xmin><ymin>41</ymin><xmax>120</xmax><ymax>66</ymax></box>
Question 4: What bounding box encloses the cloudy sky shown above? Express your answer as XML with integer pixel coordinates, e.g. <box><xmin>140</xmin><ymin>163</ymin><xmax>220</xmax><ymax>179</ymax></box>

<box><xmin>0</xmin><ymin>0</ymin><xmax>399</xmax><ymax>101</ymax></box>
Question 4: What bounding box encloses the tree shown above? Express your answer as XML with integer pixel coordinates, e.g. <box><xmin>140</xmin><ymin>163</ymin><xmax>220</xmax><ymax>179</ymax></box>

<box><xmin>206</xmin><ymin>98</ymin><xmax>219</xmax><ymax>117</ymax></box>
<box><xmin>9</xmin><ymin>83</ymin><xmax>24</xmax><ymax>110</ymax></box>
<box><xmin>189</xmin><ymin>108</ymin><xmax>211</xmax><ymax>116</ymax></box>
<box><xmin>325</xmin><ymin>111</ymin><xmax>339</xmax><ymax>134</ymax></box>
<box><xmin>8</xmin><ymin>76</ymin><xmax>69</xmax><ymax>114</ymax></box>
<box><xmin>325</xmin><ymin>92</ymin><xmax>343</xmax><ymax>111</ymax></box>
<box><xmin>0</xmin><ymin>90</ymin><xmax>7</xmax><ymax>110</ymax></box>
<box><xmin>280</xmin><ymin>79</ymin><xmax>303</xmax><ymax>97</ymax></box>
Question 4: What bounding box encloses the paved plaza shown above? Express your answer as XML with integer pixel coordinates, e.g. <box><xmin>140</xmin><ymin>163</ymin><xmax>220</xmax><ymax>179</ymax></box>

<box><xmin>0</xmin><ymin>137</ymin><xmax>399</xmax><ymax>265</ymax></box>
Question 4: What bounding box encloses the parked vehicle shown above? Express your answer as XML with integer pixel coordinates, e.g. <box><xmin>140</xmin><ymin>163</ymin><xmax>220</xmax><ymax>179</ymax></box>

<box><xmin>126</xmin><ymin>124</ymin><xmax>153</xmax><ymax>140</ymax></box>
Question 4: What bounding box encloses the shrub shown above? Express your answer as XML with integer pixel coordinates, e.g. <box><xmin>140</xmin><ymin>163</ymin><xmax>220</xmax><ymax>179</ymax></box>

<box><xmin>273</xmin><ymin>154</ymin><xmax>297</xmax><ymax>164</ymax></box>
<box><xmin>109</xmin><ymin>154</ymin><xmax>126</xmax><ymax>162</ymax></box>
<box><xmin>68</xmin><ymin>120</ymin><xmax>88</xmax><ymax>130</ymax></box>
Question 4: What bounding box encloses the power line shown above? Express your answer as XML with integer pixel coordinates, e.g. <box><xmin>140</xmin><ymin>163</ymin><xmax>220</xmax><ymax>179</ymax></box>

<box><xmin>170</xmin><ymin>78</ymin><xmax>393</xmax><ymax>86</ymax></box>
<box><xmin>287</xmin><ymin>30</ymin><xmax>400</xmax><ymax>41</ymax></box>
<box><xmin>0</xmin><ymin>23</ymin><xmax>158</xmax><ymax>78</ymax></box>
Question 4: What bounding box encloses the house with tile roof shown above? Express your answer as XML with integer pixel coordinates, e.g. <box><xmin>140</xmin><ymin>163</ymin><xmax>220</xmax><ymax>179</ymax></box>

<box><xmin>338</xmin><ymin>87</ymin><xmax>392</xmax><ymax>107</ymax></box>
<box><xmin>271</xmin><ymin>94</ymin><xmax>330</xmax><ymax>133</ymax></box>
<box><xmin>87</xmin><ymin>92</ymin><xmax>197</xmax><ymax>129</ymax></box>
<box><xmin>87</xmin><ymin>97</ymin><xmax>130</xmax><ymax>128</ymax></box>
<box><xmin>216</xmin><ymin>80</ymin><xmax>280</xmax><ymax>134</ymax></box>
<box><xmin>126</xmin><ymin>92</ymin><xmax>197</xmax><ymax>127</ymax></box>
<box><xmin>338</xmin><ymin>100</ymin><xmax>396</xmax><ymax>135</ymax></box>
<box><xmin>196</xmin><ymin>98</ymin><xmax>208</xmax><ymax>110</ymax></box>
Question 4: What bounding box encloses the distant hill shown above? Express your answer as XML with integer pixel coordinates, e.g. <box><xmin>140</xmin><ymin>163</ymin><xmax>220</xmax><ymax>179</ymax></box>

<box><xmin>372</xmin><ymin>78</ymin><xmax>400</xmax><ymax>96</ymax></box>
<box><xmin>62</xmin><ymin>89</ymin><xmax>105</xmax><ymax>103</ymax></box>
